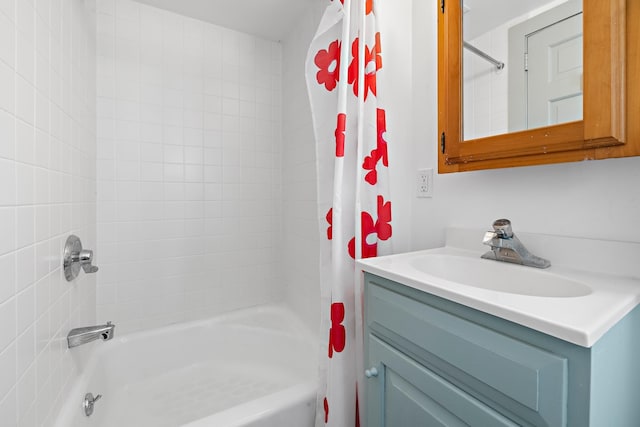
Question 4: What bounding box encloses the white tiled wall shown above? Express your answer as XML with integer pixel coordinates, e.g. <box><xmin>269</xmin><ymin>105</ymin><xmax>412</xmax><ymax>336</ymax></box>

<box><xmin>95</xmin><ymin>0</ymin><xmax>283</xmax><ymax>334</ymax></box>
<box><xmin>463</xmin><ymin>29</ymin><xmax>509</xmax><ymax>140</ymax></box>
<box><xmin>0</xmin><ymin>0</ymin><xmax>97</xmax><ymax>425</ymax></box>
<box><xmin>281</xmin><ymin>4</ymin><xmax>325</xmax><ymax>335</ymax></box>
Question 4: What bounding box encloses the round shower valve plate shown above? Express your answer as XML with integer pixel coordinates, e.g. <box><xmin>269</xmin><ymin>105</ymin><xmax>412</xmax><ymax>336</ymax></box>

<box><xmin>63</xmin><ymin>235</ymin><xmax>83</xmax><ymax>281</ymax></box>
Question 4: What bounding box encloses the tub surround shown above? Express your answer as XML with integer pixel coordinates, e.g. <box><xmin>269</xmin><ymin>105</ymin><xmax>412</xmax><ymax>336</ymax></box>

<box><xmin>0</xmin><ymin>1</ymin><xmax>98</xmax><ymax>425</ymax></box>
<box><xmin>280</xmin><ymin>0</ymin><xmax>325</xmax><ymax>338</ymax></box>
<box><xmin>358</xmin><ymin>228</ymin><xmax>640</xmax><ymax>347</ymax></box>
<box><xmin>95</xmin><ymin>0</ymin><xmax>284</xmax><ymax>334</ymax></box>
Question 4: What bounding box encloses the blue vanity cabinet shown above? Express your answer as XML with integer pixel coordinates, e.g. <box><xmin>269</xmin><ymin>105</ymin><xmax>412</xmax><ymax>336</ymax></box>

<box><xmin>363</xmin><ymin>273</ymin><xmax>640</xmax><ymax>427</ymax></box>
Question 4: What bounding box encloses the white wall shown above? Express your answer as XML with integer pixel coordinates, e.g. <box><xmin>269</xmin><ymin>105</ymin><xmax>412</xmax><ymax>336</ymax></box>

<box><xmin>378</xmin><ymin>0</ymin><xmax>414</xmax><ymax>256</ymax></box>
<box><xmin>411</xmin><ymin>0</ymin><xmax>640</xmax><ymax>251</ymax></box>
<box><xmin>95</xmin><ymin>0</ymin><xmax>283</xmax><ymax>334</ymax></box>
<box><xmin>280</xmin><ymin>2</ymin><xmax>325</xmax><ymax>334</ymax></box>
<box><xmin>0</xmin><ymin>0</ymin><xmax>97</xmax><ymax>425</ymax></box>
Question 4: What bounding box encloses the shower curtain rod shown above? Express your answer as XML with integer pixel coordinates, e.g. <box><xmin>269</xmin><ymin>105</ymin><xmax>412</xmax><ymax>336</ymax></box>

<box><xmin>464</xmin><ymin>42</ymin><xmax>505</xmax><ymax>70</ymax></box>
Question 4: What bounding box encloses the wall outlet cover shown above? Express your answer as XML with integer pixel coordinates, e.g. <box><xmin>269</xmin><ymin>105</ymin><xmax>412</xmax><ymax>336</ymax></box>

<box><xmin>417</xmin><ymin>168</ymin><xmax>434</xmax><ymax>198</ymax></box>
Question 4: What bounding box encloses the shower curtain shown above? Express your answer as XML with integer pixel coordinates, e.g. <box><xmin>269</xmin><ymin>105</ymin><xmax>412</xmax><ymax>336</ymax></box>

<box><xmin>306</xmin><ymin>0</ymin><xmax>393</xmax><ymax>425</ymax></box>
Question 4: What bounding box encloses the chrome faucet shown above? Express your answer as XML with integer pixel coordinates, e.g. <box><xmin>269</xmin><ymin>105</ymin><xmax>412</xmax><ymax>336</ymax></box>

<box><xmin>67</xmin><ymin>322</ymin><xmax>115</xmax><ymax>348</ymax></box>
<box><xmin>481</xmin><ymin>219</ymin><xmax>550</xmax><ymax>268</ymax></box>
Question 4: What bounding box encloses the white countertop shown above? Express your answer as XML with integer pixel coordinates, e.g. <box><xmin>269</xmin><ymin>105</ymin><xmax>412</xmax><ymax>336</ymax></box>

<box><xmin>357</xmin><ymin>233</ymin><xmax>640</xmax><ymax>348</ymax></box>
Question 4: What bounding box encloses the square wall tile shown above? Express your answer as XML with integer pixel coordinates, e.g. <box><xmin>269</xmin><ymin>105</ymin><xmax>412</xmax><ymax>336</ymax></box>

<box><xmin>96</xmin><ymin>0</ymin><xmax>284</xmax><ymax>334</ymax></box>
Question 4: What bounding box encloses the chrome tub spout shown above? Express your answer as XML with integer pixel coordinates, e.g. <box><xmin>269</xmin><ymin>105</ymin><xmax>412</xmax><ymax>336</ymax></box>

<box><xmin>67</xmin><ymin>322</ymin><xmax>115</xmax><ymax>348</ymax></box>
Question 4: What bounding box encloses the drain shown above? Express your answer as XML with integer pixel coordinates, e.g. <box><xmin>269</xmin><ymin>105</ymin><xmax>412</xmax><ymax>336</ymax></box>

<box><xmin>83</xmin><ymin>392</ymin><xmax>102</xmax><ymax>417</ymax></box>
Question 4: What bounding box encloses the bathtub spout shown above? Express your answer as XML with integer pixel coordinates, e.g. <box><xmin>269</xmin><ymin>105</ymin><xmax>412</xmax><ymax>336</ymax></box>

<box><xmin>67</xmin><ymin>322</ymin><xmax>115</xmax><ymax>348</ymax></box>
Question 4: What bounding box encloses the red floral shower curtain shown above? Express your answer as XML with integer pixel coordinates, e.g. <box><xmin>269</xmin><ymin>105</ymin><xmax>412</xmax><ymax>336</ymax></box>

<box><xmin>306</xmin><ymin>0</ymin><xmax>393</xmax><ymax>425</ymax></box>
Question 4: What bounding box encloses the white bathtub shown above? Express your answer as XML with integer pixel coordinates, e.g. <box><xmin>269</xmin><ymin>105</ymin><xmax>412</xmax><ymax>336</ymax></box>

<box><xmin>54</xmin><ymin>305</ymin><xmax>317</xmax><ymax>427</ymax></box>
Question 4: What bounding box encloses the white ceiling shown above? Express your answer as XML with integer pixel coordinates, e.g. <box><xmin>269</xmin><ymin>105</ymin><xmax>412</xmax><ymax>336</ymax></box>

<box><xmin>134</xmin><ymin>0</ymin><xmax>315</xmax><ymax>41</ymax></box>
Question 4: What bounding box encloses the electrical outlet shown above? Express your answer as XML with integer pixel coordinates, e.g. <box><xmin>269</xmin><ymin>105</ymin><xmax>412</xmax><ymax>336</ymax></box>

<box><xmin>416</xmin><ymin>168</ymin><xmax>433</xmax><ymax>198</ymax></box>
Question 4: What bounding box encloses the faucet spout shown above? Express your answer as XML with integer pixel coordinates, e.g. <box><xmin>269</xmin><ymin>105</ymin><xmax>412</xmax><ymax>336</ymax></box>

<box><xmin>67</xmin><ymin>322</ymin><xmax>115</xmax><ymax>348</ymax></box>
<box><xmin>481</xmin><ymin>219</ymin><xmax>550</xmax><ymax>269</ymax></box>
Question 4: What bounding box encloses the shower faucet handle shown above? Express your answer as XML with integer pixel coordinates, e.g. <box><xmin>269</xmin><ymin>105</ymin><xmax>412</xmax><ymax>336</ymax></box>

<box><xmin>79</xmin><ymin>249</ymin><xmax>99</xmax><ymax>273</ymax></box>
<box><xmin>63</xmin><ymin>235</ymin><xmax>99</xmax><ymax>281</ymax></box>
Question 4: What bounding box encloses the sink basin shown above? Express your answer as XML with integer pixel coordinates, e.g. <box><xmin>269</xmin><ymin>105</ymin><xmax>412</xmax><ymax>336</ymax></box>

<box><xmin>409</xmin><ymin>254</ymin><xmax>592</xmax><ymax>297</ymax></box>
<box><xmin>357</xmin><ymin>231</ymin><xmax>640</xmax><ymax>346</ymax></box>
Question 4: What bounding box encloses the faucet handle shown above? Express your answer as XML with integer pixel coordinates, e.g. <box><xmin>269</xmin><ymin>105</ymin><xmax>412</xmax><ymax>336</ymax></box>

<box><xmin>64</xmin><ymin>236</ymin><xmax>99</xmax><ymax>281</ymax></box>
<box><xmin>79</xmin><ymin>249</ymin><xmax>99</xmax><ymax>274</ymax></box>
<box><xmin>482</xmin><ymin>231</ymin><xmax>497</xmax><ymax>245</ymax></box>
<box><xmin>492</xmin><ymin>218</ymin><xmax>513</xmax><ymax>238</ymax></box>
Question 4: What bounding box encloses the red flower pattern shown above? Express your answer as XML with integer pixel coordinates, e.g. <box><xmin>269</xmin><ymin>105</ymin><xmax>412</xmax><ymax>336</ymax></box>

<box><xmin>336</xmin><ymin>0</ymin><xmax>372</xmax><ymax>14</ymax></box>
<box><xmin>312</xmin><ymin>1</ymin><xmax>393</xmax><ymax>425</ymax></box>
<box><xmin>347</xmin><ymin>33</ymin><xmax>382</xmax><ymax>100</ymax></box>
<box><xmin>329</xmin><ymin>302</ymin><xmax>347</xmax><ymax>359</ymax></box>
<box><xmin>324</xmin><ymin>397</ymin><xmax>329</xmax><ymax>423</ymax></box>
<box><xmin>356</xmin><ymin>388</ymin><xmax>361</xmax><ymax>427</ymax></box>
<box><xmin>328</xmin><ymin>302</ymin><xmax>346</xmax><ymax>358</ymax></box>
<box><xmin>335</xmin><ymin>113</ymin><xmax>346</xmax><ymax>157</ymax></box>
<box><xmin>314</xmin><ymin>40</ymin><xmax>341</xmax><ymax>92</ymax></box>
<box><xmin>348</xmin><ymin>212</ymin><xmax>378</xmax><ymax>258</ymax></box>
<box><xmin>363</xmin><ymin>108</ymin><xmax>389</xmax><ymax>185</ymax></box>
<box><xmin>376</xmin><ymin>195</ymin><xmax>392</xmax><ymax>240</ymax></box>
<box><xmin>348</xmin><ymin>195</ymin><xmax>392</xmax><ymax>259</ymax></box>
<box><xmin>366</xmin><ymin>0</ymin><xmax>373</xmax><ymax>14</ymax></box>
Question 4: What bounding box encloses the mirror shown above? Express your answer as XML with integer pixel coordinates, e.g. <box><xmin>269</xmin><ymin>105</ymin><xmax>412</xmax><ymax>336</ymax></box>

<box><xmin>463</xmin><ymin>0</ymin><xmax>583</xmax><ymax>140</ymax></box>
<box><xmin>437</xmin><ymin>0</ymin><xmax>627</xmax><ymax>173</ymax></box>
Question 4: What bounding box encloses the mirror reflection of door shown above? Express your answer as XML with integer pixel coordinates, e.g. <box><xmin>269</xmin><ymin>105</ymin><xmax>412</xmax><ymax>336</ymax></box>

<box><xmin>525</xmin><ymin>13</ymin><xmax>583</xmax><ymax>129</ymax></box>
<box><xmin>507</xmin><ymin>0</ymin><xmax>583</xmax><ymax>132</ymax></box>
<box><xmin>462</xmin><ymin>0</ymin><xmax>583</xmax><ymax>141</ymax></box>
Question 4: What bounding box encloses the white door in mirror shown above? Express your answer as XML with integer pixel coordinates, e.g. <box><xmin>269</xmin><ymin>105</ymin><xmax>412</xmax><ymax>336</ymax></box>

<box><xmin>527</xmin><ymin>12</ymin><xmax>583</xmax><ymax>128</ymax></box>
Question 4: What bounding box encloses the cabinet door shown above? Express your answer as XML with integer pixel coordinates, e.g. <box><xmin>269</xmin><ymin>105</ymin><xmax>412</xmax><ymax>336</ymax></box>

<box><xmin>366</xmin><ymin>335</ymin><xmax>518</xmax><ymax>427</ymax></box>
<box><xmin>367</xmin><ymin>279</ymin><xmax>568</xmax><ymax>426</ymax></box>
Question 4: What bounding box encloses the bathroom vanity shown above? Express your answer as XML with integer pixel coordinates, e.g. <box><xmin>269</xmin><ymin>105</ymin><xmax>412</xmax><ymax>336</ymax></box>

<box><xmin>358</xmin><ymin>229</ymin><xmax>640</xmax><ymax>426</ymax></box>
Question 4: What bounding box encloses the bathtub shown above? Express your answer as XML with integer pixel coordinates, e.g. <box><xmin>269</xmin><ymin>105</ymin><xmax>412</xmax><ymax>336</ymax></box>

<box><xmin>53</xmin><ymin>305</ymin><xmax>318</xmax><ymax>427</ymax></box>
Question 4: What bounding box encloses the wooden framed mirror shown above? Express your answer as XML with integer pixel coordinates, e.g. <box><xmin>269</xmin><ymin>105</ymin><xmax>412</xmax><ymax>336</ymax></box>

<box><xmin>438</xmin><ymin>0</ymin><xmax>630</xmax><ymax>173</ymax></box>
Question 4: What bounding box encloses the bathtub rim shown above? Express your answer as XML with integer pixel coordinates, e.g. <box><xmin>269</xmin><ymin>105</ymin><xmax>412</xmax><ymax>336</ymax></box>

<box><xmin>180</xmin><ymin>381</ymin><xmax>317</xmax><ymax>427</ymax></box>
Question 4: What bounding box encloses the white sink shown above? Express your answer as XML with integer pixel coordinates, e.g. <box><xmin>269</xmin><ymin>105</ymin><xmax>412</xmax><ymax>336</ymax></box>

<box><xmin>356</xmin><ymin>230</ymin><xmax>640</xmax><ymax>347</ymax></box>
<box><xmin>408</xmin><ymin>254</ymin><xmax>592</xmax><ymax>298</ymax></box>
